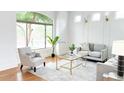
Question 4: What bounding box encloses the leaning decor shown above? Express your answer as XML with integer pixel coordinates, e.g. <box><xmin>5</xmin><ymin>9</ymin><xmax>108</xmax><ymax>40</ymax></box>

<box><xmin>112</xmin><ymin>40</ymin><xmax>124</xmax><ymax>77</ymax></box>
<box><xmin>47</xmin><ymin>36</ymin><xmax>60</xmax><ymax>57</ymax></box>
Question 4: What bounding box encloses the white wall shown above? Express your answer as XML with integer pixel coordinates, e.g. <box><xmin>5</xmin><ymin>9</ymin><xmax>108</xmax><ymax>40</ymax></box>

<box><xmin>55</xmin><ymin>11</ymin><xmax>69</xmax><ymax>55</ymax></box>
<box><xmin>68</xmin><ymin>12</ymin><xmax>84</xmax><ymax>44</ymax></box>
<box><xmin>0</xmin><ymin>12</ymin><xmax>17</xmax><ymax>71</ymax></box>
<box><xmin>56</xmin><ymin>11</ymin><xmax>69</xmax><ymax>41</ymax></box>
<box><xmin>68</xmin><ymin>11</ymin><xmax>124</xmax><ymax>57</ymax></box>
<box><xmin>68</xmin><ymin>11</ymin><xmax>105</xmax><ymax>44</ymax></box>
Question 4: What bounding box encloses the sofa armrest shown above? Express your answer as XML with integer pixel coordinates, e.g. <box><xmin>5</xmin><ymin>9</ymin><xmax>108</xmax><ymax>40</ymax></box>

<box><xmin>101</xmin><ymin>48</ymin><xmax>108</xmax><ymax>61</ymax></box>
<box><xmin>96</xmin><ymin>62</ymin><xmax>116</xmax><ymax>81</ymax></box>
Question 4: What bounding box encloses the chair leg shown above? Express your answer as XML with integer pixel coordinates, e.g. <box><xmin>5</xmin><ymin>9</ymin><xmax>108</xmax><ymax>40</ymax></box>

<box><xmin>43</xmin><ymin>62</ymin><xmax>46</xmax><ymax>67</ymax></box>
<box><xmin>20</xmin><ymin>65</ymin><xmax>23</xmax><ymax>70</ymax></box>
<box><xmin>34</xmin><ymin>67</ymin><xmax>36</xmax><ymax>72</ymax></box>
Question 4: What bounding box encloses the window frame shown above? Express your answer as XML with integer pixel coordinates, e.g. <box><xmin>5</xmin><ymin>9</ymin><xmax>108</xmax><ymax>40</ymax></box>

<box><xmin>16</xmin><ymin>21</ymin><xmax>53</xmax><ymax>49</ymax></box>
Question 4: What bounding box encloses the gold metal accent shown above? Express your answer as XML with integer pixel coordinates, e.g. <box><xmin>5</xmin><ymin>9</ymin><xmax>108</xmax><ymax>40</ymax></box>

<box><xmin>56</xmin><ymin>54</ymin><xmax>86</xmax><ymax>75</ymax></box>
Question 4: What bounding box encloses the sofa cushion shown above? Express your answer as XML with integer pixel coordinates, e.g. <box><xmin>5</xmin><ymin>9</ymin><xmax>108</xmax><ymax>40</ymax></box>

<box><xmin>80</xmin><ymin>43</ymin><xmax>89</xmax><ymax>51</ymax></box>
<box><xmin>78</xmin><ymin>51</ymin><xmax>89</xmax><ymax>57</ymax></box>
<box><xmin>94</xmin><ymin>44</ymin><xmax>105</xmax><ymax>51</ymax></box>
<box><xmin>89</xmin><ymin>51</ymin><xmax>101</xmax><ymax>58</ymax></box>
<box><xmin>32</xmin><ymin>57</ymin><xmax>42</xmax><ymax>62</ymax></box>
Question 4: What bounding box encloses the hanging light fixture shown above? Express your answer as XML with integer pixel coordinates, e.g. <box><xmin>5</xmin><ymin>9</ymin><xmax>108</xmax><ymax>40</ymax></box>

<box><xmin>84</xmin><ymin>17</ymin><xmax>88</xmax><ymax>23</ymax></box>
<box><xmin>105</xmin><ymin>16</ymin><xmax>109</xmax><ymax>22</ymax></box>
<box><xmin>105</xmin><ymin>12</ymin><xmax>109</xmax><ymax>22</ymax></box>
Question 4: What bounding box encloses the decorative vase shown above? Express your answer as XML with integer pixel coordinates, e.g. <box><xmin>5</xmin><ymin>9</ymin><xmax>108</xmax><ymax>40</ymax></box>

<box><xmin>117</xmin><ymin>56</ymin><xmax>124</xmax><ymax>77</ymax></box>
<box><xmin>71</xmin><ymin>51</ymin><xmax>73</xmax><ymax>54</ymax></box>
<box><xmin>70</xmin><ymin>51</ymin><xmax>74</xmax><ymax>56</ymax></box>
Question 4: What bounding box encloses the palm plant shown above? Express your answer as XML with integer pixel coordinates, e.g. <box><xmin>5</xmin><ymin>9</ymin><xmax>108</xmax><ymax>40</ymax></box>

<box><xmin>47</xmin><ymin>35</ymin><xmax>60</xmax><ymax>57</ymax></box>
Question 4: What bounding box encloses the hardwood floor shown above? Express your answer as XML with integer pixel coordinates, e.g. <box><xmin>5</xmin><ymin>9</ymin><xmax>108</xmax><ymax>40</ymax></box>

<box><xmin>0</xmin><ymin>67</ymin><xmax>46</xmax><ymax>81</ymax></box>
<box><xmin>0</xmin><ymin>56</ymin><xmax>61</xmax><ymax>81</ymax></box>
<box><xmin>44</xmin><ymin>55</ymin><xmax>62</xmax><ymax>63</ymax></box>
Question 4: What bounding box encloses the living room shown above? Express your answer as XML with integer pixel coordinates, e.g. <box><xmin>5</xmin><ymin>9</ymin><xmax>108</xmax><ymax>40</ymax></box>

<box><xmin>0</xmin><ymin>11</ymin><xmax>124</xmax><ymax>81</ymax></box>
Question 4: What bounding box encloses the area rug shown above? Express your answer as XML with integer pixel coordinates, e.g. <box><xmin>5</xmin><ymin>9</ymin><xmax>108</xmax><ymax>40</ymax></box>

<box><xmin>29</xmin><ymin>60</ymin><xmax>97</xmax><ymax>81</ymax></box>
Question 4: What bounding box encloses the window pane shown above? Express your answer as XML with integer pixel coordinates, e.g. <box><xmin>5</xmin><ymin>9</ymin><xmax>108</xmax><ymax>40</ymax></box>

<box><xmin>28</xmin><ymin>24</ymin><xmax>45</xmax><ymax>49</ymax></box>
<box><xmin>46</xmin><ymin>25</ymin><xmax>53</xmax><ymax>47</ymax></box>
<box><xmin>74</xmin><ymin>16</ymin><xmax>82</xmax><ymax>23</ymax></box>
<box><xmin>16</xmin><ymin>23</ymin><xmax>26</xmax><ymax>48</ymax></box>
<box><xmin>92</xmin><ymin>13</ymin><xmax>101</xmax><ymax>21</ymax></box>
<box><xmin>16</xmin><ymin>12</ymin><xmax>53</xmax><ymax>24</ymax></box>
<box><xmin>116</xmin><ymin>11</ymin><xmax>124</xmax><ymax>19</ymax></box>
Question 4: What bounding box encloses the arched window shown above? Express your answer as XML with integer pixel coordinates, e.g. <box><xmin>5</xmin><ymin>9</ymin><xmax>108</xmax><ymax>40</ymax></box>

<box><xmin>16</xmin><ymin>12</ymin><xmax>53</xmax><ymax>49</ymax></box>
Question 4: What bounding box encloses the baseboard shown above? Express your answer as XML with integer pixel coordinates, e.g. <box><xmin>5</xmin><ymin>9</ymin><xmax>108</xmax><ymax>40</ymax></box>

<box><xmin>0</xmin><ymin>64</ymin><xmax>18</xmax><ymax>71</ymax></box>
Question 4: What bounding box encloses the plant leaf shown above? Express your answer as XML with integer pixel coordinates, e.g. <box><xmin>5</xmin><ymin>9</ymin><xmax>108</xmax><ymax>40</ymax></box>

<box><xmin>47</xmin><ymin>35</ymin><xmax>60</xmax><ymax>46</ymax></box>
<box><xmin>47</xmin><ymin>35</ymin><xmax>53</xmax><ymax>44</ymax></box>
<box><xmin>53</xmin><ymin>36</ymin><xmax>60</xmax><ymax>45</ymax></box>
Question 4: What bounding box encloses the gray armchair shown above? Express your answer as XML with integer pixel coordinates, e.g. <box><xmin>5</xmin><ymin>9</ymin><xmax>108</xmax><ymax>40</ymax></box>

<box><xmin>18</xmin><ymin>47</ymin><xmax>45</xmax><ymax>72</ymax></box>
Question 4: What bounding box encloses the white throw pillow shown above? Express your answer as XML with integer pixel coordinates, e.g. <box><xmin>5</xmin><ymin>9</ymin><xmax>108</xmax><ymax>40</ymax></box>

<box><xmin>26</xmin><ymin>52</ymin><xmax>36</xmax><ymax>58</ymax></box>
<box><xmin>88</xmin><ymin>51</ymin><xmax>101</xmax><ymax>58</ymax></box>
<box><xmin>80</xmin><ymin>43</ymin><xmax>89</xmax><ymax>51</ymax></box>
<box><xmin>106</xmin><ymin>57</ymin><xmax>118</xmax><ymax>66</ymax></box>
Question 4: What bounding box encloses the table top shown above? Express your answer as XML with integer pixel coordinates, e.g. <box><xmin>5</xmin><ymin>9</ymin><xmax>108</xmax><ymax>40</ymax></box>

<box><xmin>58</xmin><ymin>53</ymin><xmax>82</xmax><ymax>61</ymax></box>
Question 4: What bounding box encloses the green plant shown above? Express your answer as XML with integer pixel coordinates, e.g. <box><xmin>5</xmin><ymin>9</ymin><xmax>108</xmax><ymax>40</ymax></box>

<box><xmin>47</xmin><ymin>35</ymin><xmax>60</xmax><ymax>57</ymax></box>
<box><xmin>69</xmin><ymin>44</ymin><xmax>76</xmax><ymax>52</ymax></box>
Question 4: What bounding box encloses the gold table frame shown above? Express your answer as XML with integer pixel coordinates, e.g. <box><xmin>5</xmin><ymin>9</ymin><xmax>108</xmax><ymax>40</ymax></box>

<box><xmin>56</xmin><ymin>54</ymin><xmax>86</xmax><ymax>75</ymax></box>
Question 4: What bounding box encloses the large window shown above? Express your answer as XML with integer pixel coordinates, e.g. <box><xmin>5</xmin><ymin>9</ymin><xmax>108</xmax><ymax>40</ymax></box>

<box><xmin>16</xmin><ymin>12</ymin><xmax>53</xmax><ymax>49</ymax></box>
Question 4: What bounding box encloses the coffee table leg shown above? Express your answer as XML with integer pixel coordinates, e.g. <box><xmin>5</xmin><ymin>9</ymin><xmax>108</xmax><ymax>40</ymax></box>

<box><xmin>70</xmin><ymin>61</ymin><xmax>72</xmax><ymax>75</ymax></box>
<box><xmin>82</xmin><ymin>58</ymin><xmax>86</xmax><ymax>67</ymax></box>
<box><xmin>84</xmin><ymin>58</ymin><xmax>87</xmax><ymax>67</ymax></box>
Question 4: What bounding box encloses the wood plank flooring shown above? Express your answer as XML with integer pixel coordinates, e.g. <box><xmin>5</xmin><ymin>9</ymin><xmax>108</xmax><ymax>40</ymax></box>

<box><xmin>0</xmin><ymin>67</ymin><xmax>45</xmax><ymax>81</ymax></box>
<box><xmin>0</xmin><ymin>56</ymin><xmax>60</xmax><ymax>81</ymax></box>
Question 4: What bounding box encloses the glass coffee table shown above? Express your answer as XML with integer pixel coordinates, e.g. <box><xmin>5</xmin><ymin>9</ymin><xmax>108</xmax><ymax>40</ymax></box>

<box><xmin>56</xmin><ymin>53</ymin><xmax>86</xmax><ymax>75</ymax></box>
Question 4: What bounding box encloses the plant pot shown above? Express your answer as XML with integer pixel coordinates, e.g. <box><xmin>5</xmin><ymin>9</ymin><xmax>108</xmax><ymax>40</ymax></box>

<box><xmin>51</xmin><ymin>53</ymin><xmax>55</xmax><ymax>57</ymax></box>
<box><xmin>70</xmin><ymin>51</ymin><xmax>74</xmax><ymax>56</ymax></box>
<box><xmin>71</xmin><ymin>51</ymin><xmax>73</xmax><ymax>54</ymax></box>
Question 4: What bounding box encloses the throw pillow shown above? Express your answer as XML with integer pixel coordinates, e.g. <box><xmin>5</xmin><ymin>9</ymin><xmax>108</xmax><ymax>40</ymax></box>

<box><xmin>35</xmin><ymin>53</ymin><xmax>41</xmax><ymax>57</ymax></box>
<box><xmin>26</xmin><ymin>52</ymin><xmax>36</xmax><ymax>58</ymax></box>
<box><xmin>94</xmin><ymin>44</ymin><xmax>105</xmax><ymax>51</ymax></box>
<box><xmin>89</xmin><ymin>43</ymin><xmax>94</xmax><ymax>51</ymax></box>
<box><xmin>80</xmin><ymin>43</ymin><xmax>89</xmax><ymax>51</ymax></box>
<box><xmin>105</xmin><ymin>57</ymin><xmax>118</xmax><ymax>66</ymax></box>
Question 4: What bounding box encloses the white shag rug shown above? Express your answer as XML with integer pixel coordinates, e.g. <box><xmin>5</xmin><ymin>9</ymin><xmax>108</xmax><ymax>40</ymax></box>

<box><xmin>29</xmin><ymin>60</ymin><xmax>97</xmax><ymax>81</ymax></box>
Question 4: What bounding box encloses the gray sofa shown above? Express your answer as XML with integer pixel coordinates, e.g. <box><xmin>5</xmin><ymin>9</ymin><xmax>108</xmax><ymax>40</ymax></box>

<box><xmin>77</xmin><ymin>43</ymin><xmax>108</xmax><ymax>62</ymax></box>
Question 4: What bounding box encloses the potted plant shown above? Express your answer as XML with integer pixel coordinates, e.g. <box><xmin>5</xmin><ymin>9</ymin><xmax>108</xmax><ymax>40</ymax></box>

<box><xmin>47</xmin><ymin>35</ymin><xmax>60</xmax><ymax>57</ymax></box>
<box><xmin>69</xmin><ymin>43</ymin><xmax>76</xmax><ymax>55</ymax></box>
